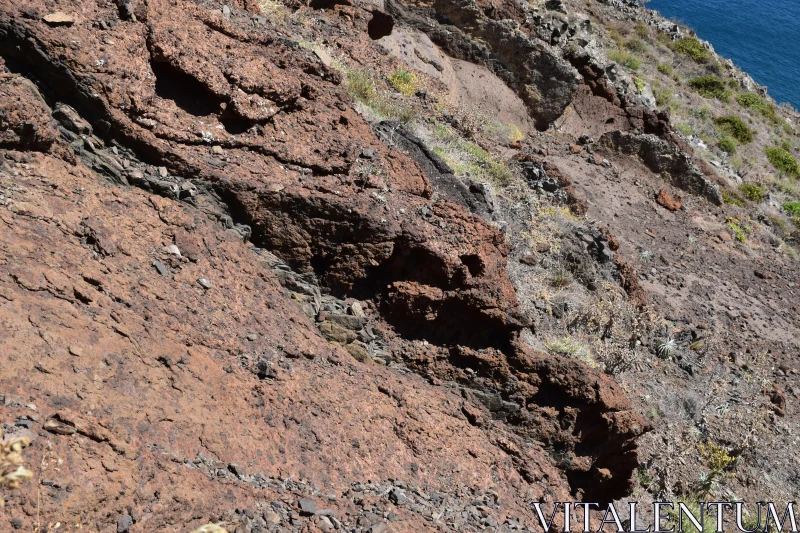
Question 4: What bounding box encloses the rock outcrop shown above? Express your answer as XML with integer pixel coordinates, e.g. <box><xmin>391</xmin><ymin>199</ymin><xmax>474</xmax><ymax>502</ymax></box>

<box><xmin>0</xmin><ymin>0</ymin><xmax>647</xmax><ymax>530</ymax></box>
<box><xmin>599</xmin><ymin>131</ymin><xmax>723</xmax><ymax>205</ymax></box>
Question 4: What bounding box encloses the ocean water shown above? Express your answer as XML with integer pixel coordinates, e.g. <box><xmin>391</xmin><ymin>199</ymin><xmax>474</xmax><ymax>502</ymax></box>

<box><xmin>647</xmin><ymin>0</ymin><xmax>800</xmax><ymax>109</ymax></box>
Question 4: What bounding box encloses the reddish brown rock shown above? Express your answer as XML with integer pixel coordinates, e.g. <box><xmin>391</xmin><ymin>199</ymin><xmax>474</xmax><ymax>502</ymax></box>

<box><xmin>656</xmin><ymin>188</ymin><xmax>682</xmax><ymax>211</ymax></box>
<box><xmin>0</xmin><ymin>0</ymin><xmax>647</xmax><ymax>529</ymax></box>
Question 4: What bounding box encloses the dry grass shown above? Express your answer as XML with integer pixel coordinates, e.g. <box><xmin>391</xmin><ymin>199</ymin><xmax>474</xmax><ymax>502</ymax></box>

<box><xmin>193</xmin><ymin>525</ymin><xmax>229</xmax><ymax>533</ymax></box>
<box><xmin>0</xmin><ymin>433</ymin><xmax>33</xmax><ymax>508</ymax></box>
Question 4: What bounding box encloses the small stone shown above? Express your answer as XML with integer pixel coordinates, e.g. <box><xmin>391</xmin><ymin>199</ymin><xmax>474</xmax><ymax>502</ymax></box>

<box><xmin>519</xmin><ymin>254</ymin><xmax>537</xmax><ymax>266</ymax></box>
<box><xmin>211</xmin><ymin>145</ymin><xmax>224</xmax><ymax>155</ymax></box>
<box><xmin>569</xmin><ymin>144</ymin><xmax>582</xmax><ymax>154</ymax></box>
<box><xmin>299</xmin><ymin>498</ymin><xmax>317</xmax><ymax>516</ymax></box>
<box><xmin>26</xmin><ymin>404</ymin><xmax>36</xmax><ymax>411</ymax></box>
<box><xmin>318</xmin><ymin>516</ymin><xmax>334</xmax><ymax>532</ymax></box>
<box><xmin>534</xmin><ymin>242</ymin><xmax>551</xmax><ymax>253</ymax></box>
<box><xmin>167</xmin><ymin>244</ymin><xmax>181</xmax><ymax>256</ymax></box>
<box><xmin>153</xmin><ymin>261</ymin><xmax>169</xmax><ymax>277</ymax></box>
<box><xmin>656</xmin><ymin>188</ymin><xmax>681</xmax><ymax>211</ymax></box>
<box><xmin>10</xmin><ymin>518</ymin><xmax>23</xmax><ymax>530</ymax></box>
<box><xmin>157</xmin><ymin>166</ymin><xmax>168</xmax><ymax>178</ymax></box>
<box><xmin>247</xmin><ymin>333</ymin><xmax>258</xmax><ymax>341</ymax></box>
<box><xmin>349</xmin><ymin>301</ymin><xmax>366</xmax><ymax>317</ymax></box>
<box><xmin>361</xmin><ymin>147</ymin><xmax>376</xmax><ymax>159</ymax></box>
<box><xmin>327</xmin><ymin>313</ymin><xmax>367</xmax><ymax>330</ymax></box>
<box><xmin>197</xmin><ymin>278</ymin><xmax>211</xmax><ymax>289</ymax></box>
<box><xmin>117</xmin><ymin>514</ymin><xmax>133</xmax><ymax>533</ymax></box>
<box><xmin>222</xmin><ymin>5</ymin><xmax>232</xmax><ymax>16</ymax></box>
<box><xmin>264</xmin><ymin>511</ymin><xmax>281</xmax><ymax>524</ymax></box>
<box><xmin>389</xmin><ymin>488</ymin><xmax>409</xmax><ymax>505</ymax></box>
<box><xmin>43</xmin><ymin>12</ymin><xmax>74</xmax><ymax>26</ymax></box>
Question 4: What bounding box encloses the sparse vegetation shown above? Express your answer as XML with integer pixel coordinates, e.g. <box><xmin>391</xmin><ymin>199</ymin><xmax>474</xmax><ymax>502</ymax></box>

<box><xmin>193</xmin><ymin>525</ymin><xmax>229</xmax><ymax>533</ymax></box>
<box><xmin>545</xmin><ymin>337</ymin><xmax>599</xmax><ymax>368</ymax></box>
<box><xmin>388</xmin><ymin>69</ymin><xmax>417</xmax><ymax>96</ymax></box>
<box><xmin>657</xmin><ymin>63</ymin><xmax>674</xmax><ymax>76</ymax></box>
<box><xmin>737</xmin><ymin>93</ymin><xmax>779</xmax><ymax>122</ymax></box>
<box><xmin>550</xmin><ymin>266</ymin><xmax>571</xmax><ymax>288</ymax></box>
<box><xmin>652</xmin><ymin>82</ymin><xmax>676</xmax><ymax>109</ymax></box>
<box><xmin>608</xmin><ymin>50</ymin><xmax>642</xmax><ymax>71</ymax></box>
<box><xmin>714</xmin><ymin>116</ymin><xmax>754</xmax><ymax>144</ymax></box>
<box><xmin>633</xmin><ymin>77</ymin><xmax>647</xmax><ymax>93</ymax></box>
<box><xmin>0</xmin><ymin>433</ymin><xmax>33</xmax><ymax>508</ymax></box>
<box><xmin>689</xmin><ymin>76</ymin><xmax>729</xmax><ymax>101</ymax></box>
<box><xmin>675</xmin><ymin>122</ymin><xmax>693</xmax><ymax>136</ymax></box>
<box><xmin>690</xmin><ymin>104</ymin><xmax>712</xmax><ymax>120</ymax></box>
<box><xmin>695</xmin><ymin>442</ymin><xmax>736</xmax><ymax>498</ymax></box>
<box><xmin>783</xmin><ymin>201</ymin><xmax>800</xmax><ymax>216</ymax></box>
<box><xmin>344</xmin><ymin>68</ymin><xmax>415</xmax><ymax>123</ymax></box>
<box><xmin>765</xmin><ymin>146</ymin><xmax>800</xmax><ymax>177</ymax></box>
<box><xmin>722</xmin><ymin>189</ymin><xmax>746</xmax><ymax>206</ymax></box>
<box><xmin>259</xmin><ymin>0</ymin><xmax>293</xmax><ymax>22</ymax></box>
<box><xmin>626</xmin><ymin>38</ymin><xmax>648</xmax><ymax>54</ymax></box>
<box><xmin>739</xmin><ymin>183</ymin><xmax>765</xmax><ymax>202</ymax></box>
<box><xmin>727</xmin><ymin>218</ymin><xmax>750</xmax><ymax>242</ymax></box>
<box><xmin>718</xmin><ymin>136</ymin><xmax>736</xmax><ymax>154</ymax></box>
<box><xmin>423</xmin><ymin>122</ymin><xmax>519</xmax><ymax>191</ymax></box>
<box><xmin>672</xmin><ymin>37</ymin><xmax>712</xmax><ymax>62</ymax></box>
<box><xmin>346</xmin><ymin>69</ymin><xmax>375</xmax><ymax>103</ymax></box>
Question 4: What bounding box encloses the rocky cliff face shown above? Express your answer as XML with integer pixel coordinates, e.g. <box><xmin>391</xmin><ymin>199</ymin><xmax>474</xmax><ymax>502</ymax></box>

<box><xmin>0</xmin><ymin>0</ymin><xmax>650</xmax><ymax>531</ymax></box>
<box><xmin>1</xmin><ymin>0</ymin><xmax>799</xmax><ymax>531</ymax></box>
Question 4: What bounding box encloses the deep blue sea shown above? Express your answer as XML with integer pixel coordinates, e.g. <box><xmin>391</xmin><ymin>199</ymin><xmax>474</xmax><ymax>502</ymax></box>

<box><xmin>647</xmin><ymin>0</ymin><xmax>800</xmax><ymax>109</ymax></box>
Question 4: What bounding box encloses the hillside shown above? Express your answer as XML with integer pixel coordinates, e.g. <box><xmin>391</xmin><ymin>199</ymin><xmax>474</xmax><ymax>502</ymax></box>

<box><xmin>0</xmin><ymin>0</ymin><xmax>797</xmax><ymax>531</ymax></box>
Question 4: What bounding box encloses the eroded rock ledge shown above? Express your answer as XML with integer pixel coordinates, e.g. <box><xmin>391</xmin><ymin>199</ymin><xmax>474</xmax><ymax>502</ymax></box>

<box><xmin>0</xmin><ymin>0</ymin><xmax>648</xmax><ymax>529</ymax></box>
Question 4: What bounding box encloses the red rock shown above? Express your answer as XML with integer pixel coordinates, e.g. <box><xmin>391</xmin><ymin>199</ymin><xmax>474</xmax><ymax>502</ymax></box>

<box><xmin>656</xmin><ymin>188</ymin><xmax>682</xmax><ymax>211</ymax></box>
<box><xmin>0</xmin><ymin>0</ymin><xmax>648</xmax><ymax>527</ymax></box>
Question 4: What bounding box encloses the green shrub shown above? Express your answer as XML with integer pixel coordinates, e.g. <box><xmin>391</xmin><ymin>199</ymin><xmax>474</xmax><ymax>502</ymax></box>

<box><xmin>721</xmin><ymin>190</ymin><xmax>745</xmax><ymax>206</ymax></box>
<box><xmin>737</xmin><ymin>92</ymin><xmax>779</xmax><ymax>122</ymax></box>
<box><xmin>608</xmin><ymin>29</ymin><xmax>624</xmax><ymax>48</ymax></box>
<box><xmin>737</xmin><ymin>93</ymin><xmax>761</xmax><ymax>108</ymax></box>
<box><xmin>727</xmin><ymin>218</ymin><xmax>749</xmax><ymax>242</ymax></box>
<box><xmin>633</xmin><ymin>77</ymin><xmax>646</xmax><ymax>93</ymax></box>
<box><xmin>783</xmin><ymin>202</ymin><xmax>800</xmax><ymax>216</ymax></box>
<box><xmin>689</xmin><ymin>76</ymin><xmax>729</xmax><ymax>101</ymax></box>
<box><xmin>739</xmin><ymin>183</ymin><xmax>765</xmax><ymax>202</ymax></box>
<box><xmin>653</xmin><ymin>82</ymin><xmax>675</xmax><ymax>108</ymax></box>
<box><xmin>634</xmin><ymin>21</ymin><xmax>649</xmax><ymax>39</ymax></box>
<box><xmin>657</xmin><ymin>63</ymin><xmax>674</xmax><ymax>76</ymax></box>
<box><xmin>388</xmin><ymin>69</ymin><xmax>417</xmax><ymax>96</ymax></box>
<box><xmin>690</xmin><ymin>104</ymin><xmax>712</xmax><ymax>120</ymax></box>
<box><xmin>713</xmin><ymin>116</ymin><xmax>754</xmax><ymax>144</ymax></box>
<box><xmin>626</xmin><ymin>39</ymin><xmax>648</xmax><ymax>53</ymax></box>
<box><xmin>765</xmin><ymin>147</ymin><xmax>800</xmax><ymax>177</ymax></box>
<box><xmin>655</xmin><ymin>32</ymin><xmax>672</xmax><ymax>45</ymax></box>
<box><xmin>608</xmin><ymin>50</ymin><xmax>642</xmax><ymax>71</ymax></box>
<box><xmin>487</xmin><ymin>160</ymin><xmax>515</xmax><ymax>186</ymax></box>
<box><xmin>675</xmin><ymin>122</ymin><xmax>693</xmax><ymax>136</ymax></box>
<box><xmin>718</xmin><ymin>137</ymin><xmax>736</xmax><ymax>154</ymax></box>
<box><xmin>346</xmin><ymin>69</ymin><xmax>375</xmax><ymax>102</ymax></box>
<box><xmin>673</xmin><ymin>37</ymin><xmax>712</xmax><ymax>62</ymax></box>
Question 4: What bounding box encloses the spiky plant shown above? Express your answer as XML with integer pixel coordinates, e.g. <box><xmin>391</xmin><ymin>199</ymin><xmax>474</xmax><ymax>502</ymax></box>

<box><xmin>657</xmin><ymin>338</ymin><xmax>677</xmax><ymax>358</ymax></box>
